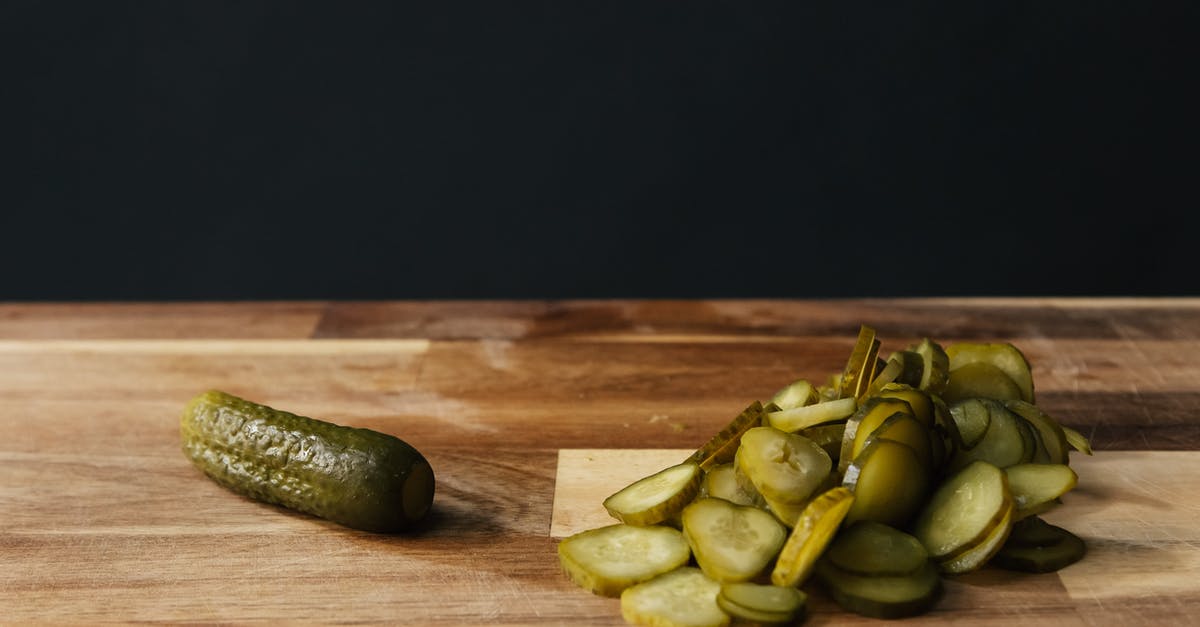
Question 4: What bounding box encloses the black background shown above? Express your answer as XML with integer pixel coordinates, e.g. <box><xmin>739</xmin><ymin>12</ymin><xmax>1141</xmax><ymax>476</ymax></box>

<box><xmin>4</xmin><ymin>2</ymin><xmax>1198</xmax><ymax>300</ymax></box>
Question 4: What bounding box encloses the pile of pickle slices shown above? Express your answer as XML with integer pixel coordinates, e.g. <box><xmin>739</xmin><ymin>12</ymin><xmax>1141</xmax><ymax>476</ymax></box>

<box><xmin>557</xmin><ymin>326</ymin><xmax>1092</xmax><ymax>625</ymax></box>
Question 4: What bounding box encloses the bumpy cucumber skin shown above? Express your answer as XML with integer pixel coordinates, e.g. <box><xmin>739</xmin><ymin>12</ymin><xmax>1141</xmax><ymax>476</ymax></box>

<box><xmin>181</xmin><ymin>390</ymin><xmax>434</xmax><ymax>533</ymax></box>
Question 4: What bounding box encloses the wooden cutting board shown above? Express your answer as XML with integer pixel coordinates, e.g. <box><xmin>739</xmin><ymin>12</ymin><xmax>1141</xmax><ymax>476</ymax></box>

<box><xmin>2</xmin><ymin>299</ymin><xmax>1199</xmax><ymax>624</ymax></box>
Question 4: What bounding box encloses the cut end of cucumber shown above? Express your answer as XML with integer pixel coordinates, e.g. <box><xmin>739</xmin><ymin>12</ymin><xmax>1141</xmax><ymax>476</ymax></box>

<box><xmin>402</xmin><ymin>460</ymin><xmax>436</xmax><ymax>522</ymax></box>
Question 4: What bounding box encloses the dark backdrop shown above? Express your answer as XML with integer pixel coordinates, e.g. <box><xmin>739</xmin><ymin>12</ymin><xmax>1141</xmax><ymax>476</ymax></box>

<box><xmin>4</xmin><ymin>2</ymin><xmax>1198</xmax><ymax>299</ymax></box>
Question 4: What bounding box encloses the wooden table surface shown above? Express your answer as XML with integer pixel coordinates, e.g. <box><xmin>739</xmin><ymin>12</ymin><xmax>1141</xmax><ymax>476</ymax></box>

<box><xmin>2</xmin><ymin>299</ymin><xmax>1199</xmax><ymax>624</ymax></box>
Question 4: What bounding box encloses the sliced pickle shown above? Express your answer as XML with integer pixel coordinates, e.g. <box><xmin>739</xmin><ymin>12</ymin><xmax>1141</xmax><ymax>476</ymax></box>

<box><xmin>1005</xmin><ymin>516</ymin><xmax>1064</xmax><ymax>547</ymax></box>
<box><xmin>1005</xmin><ymin>463</ymin><xmax>1078</xmax><ymax>516</ymax></box>
<box><xmin>605</xmin><ymin>462</ymin><xmax>702</xmax><ymax>526</ymax></box>
<box><xmin>888</xmin><ymin>350</ymin><xmax>926</xmax><ymax>388</ymax></box>
<box><xmin>842</xmin><ymin>439</ymin><xmax>930</xmax><ymax>528</ymax></box>
<box><xmin>558</xmin><ymin>524</ymin><xmax>692</xmax><ymax>597</ymax></box>
<box><xmin>866</xmin><ymin>413</ymin><xmax>933</xmax><ymax>469</ymax></box>
<box><xmin>682</xmin><ymin>498</ymin><xmax>788</xmax><ymax>583</ymax></box>
<box><xmin>621</xmin><ymin>567</ymin><xmax>730</xmax><ymax>627</ymax></box>
<box><xmin>700</xmin><ymin>463</ymin><xmax>758</xmax><ymax>507</ymax></box>
<box><xmin>910</xmin><ymin>338</ymin><xmax>949</xmax><ymax>394</ymax></box>
<box><xmin>770</xmin><ymin>486</ymin><xmax>855</xmax><ymax>587</ymax></box>
<box><xmin>718</xmin><ymin>583</ymin><xmax>806</xmax><ymax>625</ymax></box>
<box><xmin>827</xmin><ymin>521</ymin><xmax>929</xmax><ymax>577</ymax></box>
<box><xmin>946</xmin><ymin>342</ymin><xmax>1035</xmax><ymax>403</ymax></box>
<box><xmin>771</xmin><ymin>379</ymin><xmax>817</xmax><ymax>411</ymax></box>
<box><xmin>800</xmin><ymin>423</ymin><xmax>847</xmax><ymax>461</ymax></box>
<box><xmin>943</xmin><ymin>361</ymin><xmax>1024</xmax><ymax>404</ymax></box>
<box><xmin>939</xmin><ymin>504</ymin><xmax>1013</xmax><ymax>574</ymax></box>
<box><xmin>735</xmin><ymin>427</ymin><xmax>831</xmax><ymax>506</ymax></box>
<box><xmin>816</xmin><ymin>557</ymin><xmax>942</xmax><ymax>620</ymax></box>
<box><xmin>948</xmin><ymin>399</ymin><xmax>991</xmax><ymax>449</ymax></box>
<box><xmin>765</xmin><ymin>396</ymin><xmax>857</xmax><ymax>434</ymax></box>
<box><xmin>951</xmin><ymin>400</ymin><xmax>1034</xmax><ymax>470</ymax></box>
<box><xmin>992</xmin><ymin>520</ymin><xmax>1087</xmax><ymax>573</ymax></box>
<box><xmin>913</xmin><ymin>460</ymin><xmax>1012</xmax><ymax>560</ymax></box>
<box><xmin>864</xmin><ymin>357</ymin><xmax>904</xmax><ymax>397</ymax></box>
<box><xmin>690</xmin><ymin>401</ymin><xmax>766</xmax><ymax>469</ymax></box>
<box><xmin>1062</xmin><ymin>425</ymin><xmax>1094</xmax><ymax>455</ymax></box>
<box><xmin>1005</xmin><ymin>400</ymin><xmax>1069</xmax><ymax>464</ymax></box>
<box><xmin>838</xmin><ymin>398</ymin><xmax>915</xmax><ymax>474</ymax></box>
<box><xmin>877</xmin><ymin>383</ymin><xmax>934</xmax><ymax>428</ymax></box>
<box><xmin>930</xmin><ymin>394</ymin><xmax>959</xmax><ymax>469</ymax></box>
<box><xmin>858</xmin><ymin>339</ymin><xmax>883</xmax><ymax>399</ymax></box>
<box><xmin>840</xmin><ymin>325</ymin><xmax>879</xmax><ymax>399</ymax></box>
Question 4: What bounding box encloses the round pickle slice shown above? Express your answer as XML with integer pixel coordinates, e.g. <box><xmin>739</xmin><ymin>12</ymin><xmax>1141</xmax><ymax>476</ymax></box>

<box><xmin>913</xmin><ymin>460</ymin><xmax>1012</xmax><ymax>561</ymax></box>
<box><xmin>682</xmin><ymin>498</ymin><xmax>788</xmax><ymax>583</ymax></box>
<box><xmin>1005</xmin><ymin>400</ymin><xmax>1070</xmax><ymax>464</ymax></box>
<box><xmin>558</xmin><ymin>524</ymin><xmax>692</xmax><ymax>597</ymax></box>
<box><xmin>816</xmin><ymin>557</ymin><xmax>942</xmax><ymax>619</ymax></box>
<box><xmin>700</xmin><ymin>463</ymin><xmax>758</xmax><ymax>507</ymax></box>
<box><xmin>939</xmin><ymin>504</ymin><xmax>1014</xmax><ymax>574</ymax></box>
<box><xmin>1004</xmin><ymin>463</ymin><xmax>1078</xmax><ymax>516</ymax></box>
<box><xmin>604</xmin><ymin>462</ymin><xmax>702</xmax><ymax>526</ymax></box>
<box><xmin>943</xmin><ymin>361</ymin><xmax>1024</xmax><ymax>404</ymax></box>
<box><xmin>621</xmin><ymin>567</ymin><xmax>729</xmax><ymax>627</ymax></box>
<box><xmin>827</xmin><ymin>521</ymin><xmax>930</xmax><ymax>577</ymax></box>
<box><xmin>946</xmin><ymin>342</ymin><xmax>1035</xmax><ymax>403</ymax></box>
<box><xmin>735</xmin><ymin>427</ymin><xmax>831</xmax><ymax>506</ymax></box>
<box><xmin>992</xmin><ymin>517</ymin><xmax>1087</xmax><ymax>573</ymax></box>
<box><xmin>718</xmin><ymin>582</ymin><xmax>806</xmax><ymax>625</ymax></box>
<box><xmin>842</xmin><ymin>439</ymin><xmax>930</xmax><ymax>528</ymax></box>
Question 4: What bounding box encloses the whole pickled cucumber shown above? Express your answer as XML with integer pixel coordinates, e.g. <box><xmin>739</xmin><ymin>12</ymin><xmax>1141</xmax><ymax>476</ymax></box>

<box><xmin>181</xmin><ymin>390</ymin><xmax>434</xmax><ymax>533</ymax></box>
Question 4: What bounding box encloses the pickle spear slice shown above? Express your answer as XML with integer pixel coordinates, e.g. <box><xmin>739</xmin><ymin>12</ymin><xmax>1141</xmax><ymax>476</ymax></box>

<box><xmin>682</xmin><ymin>498</ymin><xmax>788</xmax><ymax>583</ymax></box>
<box><xmin>766</xmin><ymin>397</ymin><xmax>857</xmax><ymax>434</ymax></box>
<box><xmin>621</xmin><ymin>567</ymin><xmax>730</xmax><ymax>627</ymax></box>
<box><xmin>604</xmin><ymin>462</ymin><xmax>702</xmax><ymax>526</ymax></box>
<box><xmin>689</xmin><ymin>401</ymin><xmax>766</xmax><ymax>470</ymax></box>
<box><xmin>770</xmin><ymin>486</ymin><xmax>855</xmax><ymax>588</ymax></box>
<box><xmin>913</xmin><ymin>460</ymin><xmax>1012</xmax><ymax>561</ymax></box>
<box><xmin>558</xmin><ymin>524</ymin><xmax>692</xmax><ymax>597</ymax></box>
<box><xmin>840</xmin><ymin>325</ymin><xmax>880</xmax><ymax>399</ymax></box>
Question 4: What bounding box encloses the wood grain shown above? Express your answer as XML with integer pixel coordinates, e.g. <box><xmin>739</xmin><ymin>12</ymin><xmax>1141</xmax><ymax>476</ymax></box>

<box><xmin>1</xmin><ymin>299</ymin><xmax>1198</xmax><ymax>623</ymax></box>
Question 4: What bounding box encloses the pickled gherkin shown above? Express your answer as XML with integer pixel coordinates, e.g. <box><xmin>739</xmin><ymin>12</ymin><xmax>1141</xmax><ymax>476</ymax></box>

<box><xmin>181</xmin><ymin>390</ymin><xmax>434</xmax><ymax>533</ymax></box>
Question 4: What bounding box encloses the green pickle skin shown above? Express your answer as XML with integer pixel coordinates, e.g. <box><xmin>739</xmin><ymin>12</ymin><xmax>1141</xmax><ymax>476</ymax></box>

<box><xmin>181</xmin><ymin>390</ymin><xmax>434</xmax><ymax>533</ymax></box>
